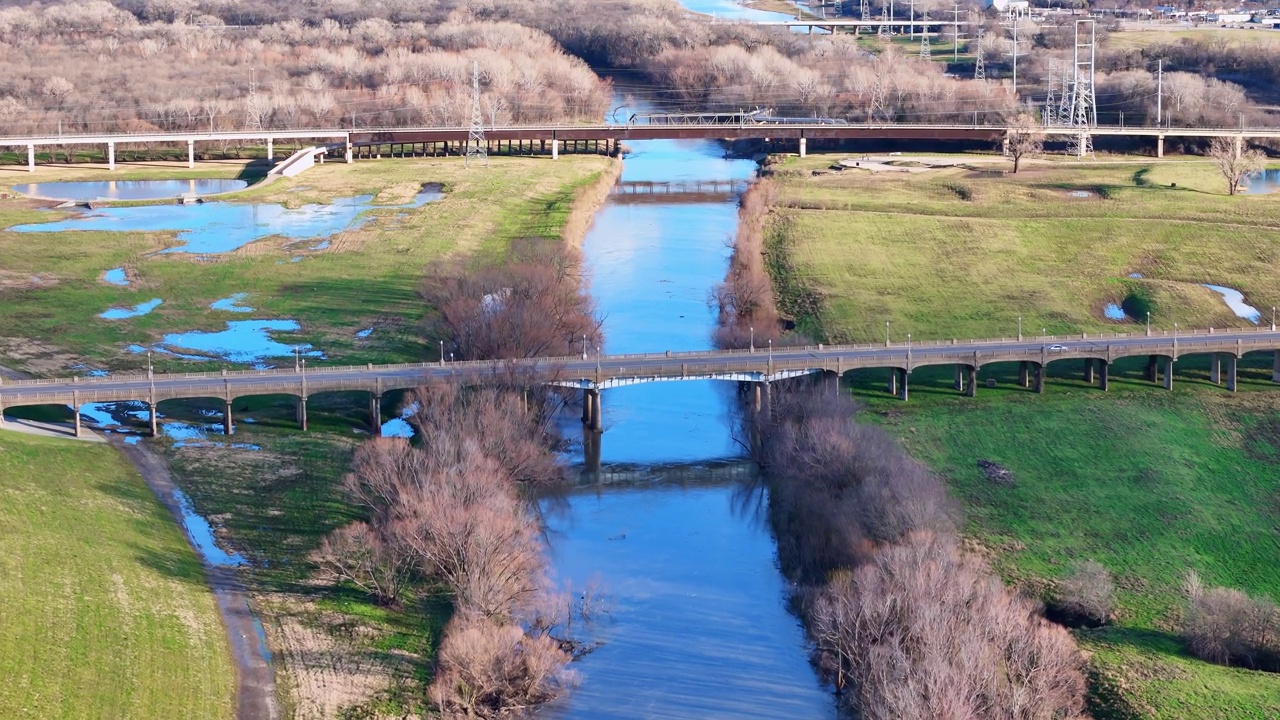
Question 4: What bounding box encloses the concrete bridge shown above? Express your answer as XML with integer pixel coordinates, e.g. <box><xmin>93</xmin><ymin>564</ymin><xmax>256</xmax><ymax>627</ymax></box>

<box><xmin>3</xmin><ymin>121</ymin><xmax>1279</xmax><ymax>171</ymax></box>
<box><xmin>3</xmin><ymin>327</ymin><xmax>1278</xmax><ymax>439</ymax></box>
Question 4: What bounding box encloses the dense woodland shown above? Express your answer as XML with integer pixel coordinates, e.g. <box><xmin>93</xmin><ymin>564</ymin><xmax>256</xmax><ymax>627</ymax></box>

<box><xmin>0</xmin><ymin>0</ymin><xmax>1276</xmax><ymax>136</ymax></box>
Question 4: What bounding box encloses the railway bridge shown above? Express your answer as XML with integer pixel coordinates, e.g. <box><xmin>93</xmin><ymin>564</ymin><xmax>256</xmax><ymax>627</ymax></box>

<box><xmin>2</xmin><ymin>327</ymin><xmax>1278</xmax><ymax>439</ymax></box>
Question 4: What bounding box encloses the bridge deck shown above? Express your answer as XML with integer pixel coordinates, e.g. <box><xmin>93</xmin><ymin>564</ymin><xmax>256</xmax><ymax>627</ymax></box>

<box><xmin>2</xmin><ymin>328</ymin><xmax>1277</xmax><ymax>411</ymax></box>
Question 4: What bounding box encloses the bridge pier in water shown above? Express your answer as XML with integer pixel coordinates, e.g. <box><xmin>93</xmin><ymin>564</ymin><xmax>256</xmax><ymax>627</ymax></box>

<box><xmin>582</xmin><ymin>388</ymin><xmax>602</xmax><ymax>433</ymax></box>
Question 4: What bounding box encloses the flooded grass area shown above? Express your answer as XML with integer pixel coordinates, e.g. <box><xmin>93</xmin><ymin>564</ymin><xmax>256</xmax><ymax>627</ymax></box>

<box><xmin>0</xmin><ymin>430</ymin><xmax>235</xmax><ymax>719</ymax></box>
<box><xmin>768</xmin><ymin>157</ymin><xmax>1280</xmax><ymax>342</ymax></box>
<box><xmin>0</xmin><ymin>156</ymin><xmax>613</xmax><ymax>374</ymax></box>
<box><xmin>13</xmin><ymin>178</ymin><xmax>249</xmax><ymax>201</ymax></box>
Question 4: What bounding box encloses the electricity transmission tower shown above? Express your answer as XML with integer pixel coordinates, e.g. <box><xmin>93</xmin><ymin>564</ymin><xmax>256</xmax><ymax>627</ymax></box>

<box><xmin>879</xmin><ymin>4</ymin><xmax>889</xmax><ymax>37</ymax></box>
<box><xmin>1066</xmin><ymin>19</ymin><xmax>1097</xmax><ymax>158</ymax></box>
<box><xmin>465</xmin><ymin>61</ymin><xmax>488</xmax><ymax>169</ymax></box>
<box><xmin>974</xmin><ymin>29</ymin><xmax>985</xmax><ymax>80</ymax></box>
<box><xmin>919</xmin><ymin>14</ymin><xmax>931</xmax><ymax>59</ymax></box>
<box><xmin>1043</xmin><ymin>59</ymin><xmax>1058</xmax><ymax>125</ymax></box>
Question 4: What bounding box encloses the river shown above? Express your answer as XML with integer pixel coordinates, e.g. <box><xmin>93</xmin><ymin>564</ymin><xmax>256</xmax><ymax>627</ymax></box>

<box><xmin>537</xmin><ymin>84</ymin><xmax>835</xmax><ymax>717</ymax></box>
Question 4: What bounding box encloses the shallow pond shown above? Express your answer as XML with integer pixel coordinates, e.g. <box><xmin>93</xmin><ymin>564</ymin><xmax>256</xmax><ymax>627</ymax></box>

<box><xmin>133</xmin><ymin>320</ymin><xmax>323</xmax><ymax>367</ymax></box>
<box><xmin>103</xmin><ymin>267</ymin><xmax>129</xmax><ymax>286</ymax></box>
<box><xmin>211</xmin><ymin>293</ymin><xmax>254</xmax><ymax>313</ymax></box>
<box><xmin>1103</xmin><ymin>303</ymin><xmax>1127</xmax><ymax>321</ymax></box>
<box><xmin>13</xmin><ymin>178</ymin><xmax>249</xmax><ymax>202</ymax></box>
<box><xmin>1246</xmin><ymin>168</ymin><xmax>1280</xmax><ymax>194</ymax></box>
<box><xmin>10</xmin><ymin>190</ymin><xmax>442</xmax><ymax>255</ymax></box>
<box><xmin>1203</xmin><ymin>283</ymin><xmax>1262</xmax><ymax>323</ymax></box>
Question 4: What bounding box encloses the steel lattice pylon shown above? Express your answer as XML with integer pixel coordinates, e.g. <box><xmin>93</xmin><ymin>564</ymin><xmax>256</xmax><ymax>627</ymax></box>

<box><xmin>919</xmin><ymin>15</ymin><xmax>931</xmax><ymax>59</ymax></box>
<box><xmin>973</xmin><ymin>29</ymin><xmax>985</xmax><ymax>80</ymax></box>
<box><xmin>465</xmin><ymin>61</ymin><xmax>489</xmax><ymax>169</ymax></box>
<box><xmin>1065</xmin><ymin>20</ymin><xmax>1097</xmax><ymax>158</ymax></box>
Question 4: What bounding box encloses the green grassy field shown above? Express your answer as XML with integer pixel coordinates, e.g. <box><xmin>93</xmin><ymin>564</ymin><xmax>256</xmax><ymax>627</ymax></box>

<box><xmin>1105</xmin><ymin>27</ymin><xmax>1280</xmax><ymax>50</ymax></box>
<box><xmin>0</xmin><ymin>430</ymin><xmax>235</xmax><ymax>719</ymax></box>
<box><xmin>769</xmin><ymin>155</ymin><xmax>1280</xmax><ymax>717</ymax></box>
<box><xmin>0</xmin><ymin>155</ymin><xmax>612</xmax><ymax>375</ymax></box>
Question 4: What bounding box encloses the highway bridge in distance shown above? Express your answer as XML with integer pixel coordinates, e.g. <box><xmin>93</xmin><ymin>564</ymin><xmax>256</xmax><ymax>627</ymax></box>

<box><xmin>2</xmin><ymin>327</ymin><xmax>1278</xmax><ymax>439</ymax></box>
<box><xmin>3</xmin><ymin>121</ymin><xmax>1279</xmax><ymax>170</ymax></box>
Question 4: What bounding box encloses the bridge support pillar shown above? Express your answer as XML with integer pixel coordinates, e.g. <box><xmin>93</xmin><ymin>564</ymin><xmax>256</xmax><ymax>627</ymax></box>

<box><xmin>1225</xmin><ymin>355</ymin><xmax>1238</xmax><ymax>392</ymax></box>
<box><xmin>267</xmin><ymin>137</ymin><xmax>274</xmax><ymax>163</ymax></box>
<box><xmin>583</xmin><ymin>389</ymin><xmax>601</xmax><ymax>432</ymax></box>
<box><xmin>1018</xmin><ymin>361</ymin><xmax>1029</xmax><ymax>388</ymax></box>
<box><xmin>296</xmin><ymin>397</ymin><xmax>308</xmax><ymax>431</ymax></box>
<box><xmin>187</xmin><ymin>140</ymin><xmax>195</xmax><ymax>169</ymax></box>
<box><xmin>887</xmin><ymin>368</ymin><xmax>898</xmax><ymax>396</ymax></box>
<box><xmin>799</xmin><ymin>138</ymin><xmax>807</xmax><ymax>158</ymax></box>
<box><xmin>591</xmin><ymin>390</ymin><xmax>602</xmax><ymax>432</ymax></box>
<box><xmin>1099</xmin><ymin>361</ymin><xmax>1110</xmax><ymax>391</ymax></box>
<box><xmin>1146</xmin><ymin>355</ymin><xmax>1159</xmax><ymax>383</ymax></box>
<box><xmin>345</xmin><ymin>142</ymin><xmax>352</xmax><ymax>164</ymax></box>
<box><xmin>27</xmin><ymin>144</ymin><xmax>34</xmax><ymax>172</ymax></box>
<box><xmin>1274</xmin><ymin>350</ymin><xmax>1280</xmax><ymax>383</ymax></box>
<box><xmin>224</xmin><ymin>402</ymin><xmax>233</xmax><ymax>436</ymax></box>
<box><xmin>552</xmin><ymin>139</ymin><xmax>559</xmax><ymax>160</ymax></box>
<box><xmin>954</xmin><ymin>364</ymin><xmax>964</xmax><ymax>392</ymax></box>
<box><xmin>73</xmin><ymin>406</ymin><xmax>82</xmax><ymax>438</ymax></box>
<box><xmin>1234</xmin><ymin>134</ymin><xmax>1243</xmax><ymax>159</ymax></box>
<box><xmin>1156</xmin><ymin>135</ymin><xmax>1165</xmax><ymax>158</ymax></box>
<box><xmin>107</xmin><ymin>142</ymin><xmax>115</xmax><ymax>171</ymax></box>
<box><xmin>583</xmin><ymin>426</ymin><xmax>602</xmax><ymax>476</ymax></box>
<box><xmin>898</xmin><ymin>369</ymin><xmax>909</xmax><ymax>401</ymax></box>
<box><xmin>1084</xmin><ymin>359</ymin><xmax>1095</xmax><ymax>384</ymax></box>
<box><xmin>1163</xmin><ymin>357</ymin><xmax>1175</xmax><ymax>391</ymax></box>
<box><xmin>149</xmin><ymin>403</ymin><xmax>158</xmax><ymax>437</ymax></box>
<box><xmin>1002</xmin><ymin>136</ymin><xmax>1010</xmax><ymax>156</ymax></box>
<box><xmin>1210</xmin><ymin>353</ymin><xmax>1221</xmax><ymax>384</ymax></box>
<box><xmin>966</xmin><ymin>366</ymin><xmax>977</xmax><ymax>397</ymax></box>
<box><xmin>1033</xmin><ymin>363</ymin><xmax>1045</xmax><ymax>394</ymax></box>
<box><xmin>370</xmin><ymin>394</ymin><xmax>382</xmax><ymax>436</ymax></box>
<box><xmin>752</xmin><ymin>382</ymin><xmax>762</xmax><ymax>414</ymax></box>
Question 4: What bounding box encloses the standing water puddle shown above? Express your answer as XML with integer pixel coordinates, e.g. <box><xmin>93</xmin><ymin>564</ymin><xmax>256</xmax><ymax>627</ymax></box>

<box><xmin>1103</xmin><ymin>303</ymin><xmax>1128</xmax><ymax>320</ymax></box>
<box><xmin>211</xmin><ymin>293</ymin><xmax>254</xmax><ymax>313</ymax></box>
<box><xmin>1203</xmin><ymin>283</ymin><xmax>1261</xmax><ymax>323</ymax></box>
<box><xmin>131</xmin><ymin>320</ymin><xmax>323</xmax><ymax>366</ymax></box>
<box><xmin>172</xmin><ymin>487</ymin><xmax>248</xmax><ymax>567</ymax></box>
<box><xmin>103</xmin><ymin>267</ymin><xmax>129</xmax><ymax>285</ymax></box>
<box><xmin>100</xmin><ymin>298</ymin><xmax>162</xmax><ymax>319</ymax></box>
<box><xmin>10</xmin><ymin>190</ymin><xmax>443</xmax><ymax>255</ymax></box>
<box><xmin>1247</xmin><ymin>168</ymin><xmax>1280</xmax><ymax>194</ymax></box>
<box><xmin>13</xmin><ymin>179</ymin><xmax>249</xmax><ymax>202</ymax></box>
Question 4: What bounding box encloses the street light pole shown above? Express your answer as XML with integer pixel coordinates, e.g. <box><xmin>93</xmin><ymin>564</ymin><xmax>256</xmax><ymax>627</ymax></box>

<box><xmin>147</xmin><ymin>351</ymin><xmax>153</xmax><ymax>379</ymax></box>
<box><xmin>886</xmin><ymin>320</ymin><xmax>891</xmax><ymax>347</ymax></box>
<box><xmin>582</xmin><ymin>334</ymin><xmax>587</xmax><ymax>360</ymax></box>
<box><xmin>1018</xmin><ymin>316</ymin><xmax>1022</xmax><ymax>341</ymax></box>
<box><xmin>1272</xmin><ymin>306</ymin><xmax>1276</xmax><ymax>331</ymax></box>
<box><xmin>1146</xmin><ymin>311</ymin><xmax>1151</xmax><ymax>337</ymax></box>
<box><xmin>294</xmin><ymin>345</ymin><xmax>300</xmax><ymax>372</ymax></box>
<box><xmin>439</xmin><ymin>340</ymin><xmax>444</xmax><ymax>367</ymax></box>
<box><xmin>750</xmin><ymin>326</ymin><xmax>755</xmax><ymax>353</ymax></box>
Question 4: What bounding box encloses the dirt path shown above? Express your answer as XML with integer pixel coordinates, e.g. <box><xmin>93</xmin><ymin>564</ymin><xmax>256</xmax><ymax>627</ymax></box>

<box><xmin>113</xmin><ymin>437</ymin><xmax>279</xmax><ymax>720</ymax></box>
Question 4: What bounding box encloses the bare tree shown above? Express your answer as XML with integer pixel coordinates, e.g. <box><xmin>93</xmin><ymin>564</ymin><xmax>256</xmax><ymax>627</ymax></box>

<box><xmin>1208</xmin><ymin>136</ymin><xmax>1265</xmax><ymax>196</ymax></box>
<box><xmin>1005</xmin><ymin>112</ymin><xmax>1043</xmax><ymax>174</ymax></box>
<box><xmin>313</xmin><ymin>521</ymin><xmax>414</xmax><ymax>607</ymax></box>
<box><xmin>1053</xmin><ymin>559</ymin><xmax>1115</xmax><ymax>627</ymax></box>
<box><xmin>1183</xmin><ymin>571</ymin><xmax>1280</xmax><ymax>671</ymax></box>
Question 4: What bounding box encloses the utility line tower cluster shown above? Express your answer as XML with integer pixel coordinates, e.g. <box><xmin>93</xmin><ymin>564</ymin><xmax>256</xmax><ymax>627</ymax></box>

<box><xmin>1037</xmin><ymin>21</ymin><xmax>1096</xmax><ymax>158</ymax></box>
<box><xmin>465</xmin><ymin>60</ymin><xmax>488</xmax><ymax>169</ymax></box>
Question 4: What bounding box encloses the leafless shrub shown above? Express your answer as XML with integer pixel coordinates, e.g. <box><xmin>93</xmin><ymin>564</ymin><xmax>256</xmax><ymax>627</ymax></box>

<box><xmin>1183</xmin><ymin>572</ymin><xmax>1280</xmax><ymax>671</ymax></box>
<box><xmin>1050</xmin><ymin>560</ymin><xmax>1115</xmax><ymax>628</ymax></box>
<box><xmin>811</xmin><ymin>531</ymin><xmax>1087</xmax><ymax>720</ymax></box>
<box><xmin>428</xmin><ymin>615</ymin><xmax>576</xmax><ymax>719</ymax></box>
<box><xmin>422</xmin><ymin>238</ymin><xmax>602</xmax><ymax>361</ymax></box>
<box><xmin>1005</xmin><ymin>111</ymin><xmax>1042</xmax><ymax>173</ymax></box>
<box><xmin>312</xmin><ymin>521</ymin><xmax>414</xmax><ymax>607</ymax></box>
<box><xmin>712</xmin><ymin>180</ymin><xmax>782</xmax><ymax>350</ymax></box>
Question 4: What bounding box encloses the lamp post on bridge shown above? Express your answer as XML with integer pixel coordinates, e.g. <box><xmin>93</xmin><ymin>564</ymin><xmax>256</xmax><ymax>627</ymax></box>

<box><xmin>1146</xmin><ymin>311</ymin><xmax>1151</xmax><ymax>337</ymax></box>
<box><xmin>886</xmin><ymin>320</ymin><xmax>891</xmax><ymax>347</ymax></box>
<box><xmin>294</xmin><ymin>345</ymin><xmax>300</xmax><ymax>372</ymax></box>
<box><xmin>439</xmin><ymin>340</ymin><xmax>444</xmax><ymax>367</ymax></box>
<box><xmin>750</xmin><ymin>326</ymin><xmax>755</xmax><ymax>353</ymax></box>
<box><xmin>582</xmin><ymin>334</ymin><xmax>588</xmax><ymax>360</ymax></box>
<box><xmin>1018</xmin><ymin>316</ymin><xmax>1022</xmax><ymax>341</ymax></box>
<box><xmin>1272</xmin><ymin>306</ymin><xmax>1276</xmax><ymax>331</ymax></box>
<box><xmin>147</xmin><ymin>351</ymin><xmax>153</xmax><ymax>379</ymax></box>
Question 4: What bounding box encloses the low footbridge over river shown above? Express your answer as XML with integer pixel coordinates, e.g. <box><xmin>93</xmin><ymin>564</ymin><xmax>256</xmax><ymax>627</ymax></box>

<box><xmin>3</xmin><ymin>327</ymin><xmax>1279</xmax><ymax>439</ymax></box>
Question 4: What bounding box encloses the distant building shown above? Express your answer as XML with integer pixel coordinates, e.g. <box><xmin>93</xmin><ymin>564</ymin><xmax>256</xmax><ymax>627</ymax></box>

<box><xmin>986</xmin><ymin>0</ymin><xmax>1031</xmax><ymax>13</ymax></box>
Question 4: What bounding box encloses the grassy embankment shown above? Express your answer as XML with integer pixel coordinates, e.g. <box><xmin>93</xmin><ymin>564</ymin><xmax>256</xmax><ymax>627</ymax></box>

<box><xmin>1</xmin><ymin>155</ymin><xmax>615</xmax><ymax>715</ymax></box>
<box><xmin>0</xmin><ymin>154</ymin><xmax>613</xmax><ymax>374</ymax></box>
<box><xmin>0</xmin><ymin>431</ymin><xmax>235</xmax><ymax>719</ymax></box>
<box><xmin>765</xmin><ymin>154</ymin><xmax>1280</xmax><ymax>718</ymax></box>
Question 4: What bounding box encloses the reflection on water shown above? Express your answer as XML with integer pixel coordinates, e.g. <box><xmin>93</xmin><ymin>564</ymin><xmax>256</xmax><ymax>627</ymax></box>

<box><xmin>540</xmin><ymin>483</ymin><xmax>835</xmax><ymax>720</ymax></box>
<box><xmin>544</xmin><ymin>95</ymin><xmax>833</xmax><ymax>718</ymax></box>
<box><xmin>1203</xmin><ymin>283</ymin><xmax>1262</xmax><ymax>323</ymax></box>
<box><xmin>1247</xmin><ymin>168</ymin><xmax>1280</xmax><ymax>194</ymax></box>
<box><xmin>10</xmin><ymin>190</ymin><xmax>442</xmax><ymax>255</ymax></box>
<box><xmin>133</xmin><ymin>319</ymin><xmax>323</xmax><ymax>366</ymax></box>
<box><xmin>13</xmin><ymin>179</ymin><xmax>249</xmax><ymax>202</ymax></box>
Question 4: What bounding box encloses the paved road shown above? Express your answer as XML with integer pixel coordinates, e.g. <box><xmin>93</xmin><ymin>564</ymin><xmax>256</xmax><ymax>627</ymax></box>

<box><xmin>2</xmin><ymin>329</ymin><xmax>1277</xmax><ymax>407</ymax></box>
